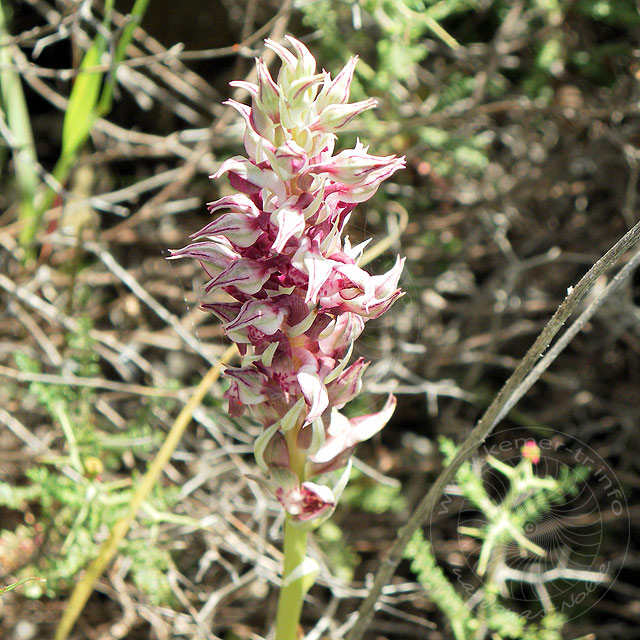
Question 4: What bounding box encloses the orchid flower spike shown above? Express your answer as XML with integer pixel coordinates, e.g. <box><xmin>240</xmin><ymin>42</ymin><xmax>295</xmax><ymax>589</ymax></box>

<box><xmin>170</xmin><ymin>36</ymin><xmax>405</xmax><ymax>526</ymax></box>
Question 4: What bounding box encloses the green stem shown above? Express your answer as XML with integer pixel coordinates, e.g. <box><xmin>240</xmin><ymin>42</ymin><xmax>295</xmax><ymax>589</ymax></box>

<box><xmin>275</xmin><ymin>517</ymin><xmax>308</xmax><ymax>640</ymax></box>
<box><xmin>54</xmin><ymin>401</ymin><xmax>82</xmax><ymax>473</ymax></box>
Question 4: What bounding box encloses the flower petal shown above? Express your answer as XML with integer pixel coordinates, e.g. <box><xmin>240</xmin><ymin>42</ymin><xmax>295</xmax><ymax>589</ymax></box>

<box><xmin>349</xmin><ymin>394</ymin><xmax>397</xmax><ymax>443</ymax></box>
<box><xmin>225</xmin><ymin>299</ymin><xmax>284</xmax><ymax>338</ymax></box>
<box><xmin>192</xmin><ymin>212</ymin><xmax>262</xmax><ymax>248</ymax></box>
<box><xmin>311</xmin><ymin>395</ymin><xmax>396</xmax><ymax>465</ymax></box>
<box><xmin>205</xmin><ymin>259</ymin><xmax>270</xmax><ymax>295</ymax></box>
<box><xmin>271</xmin><ymin>204</ymin><xmax>306</xmax><ymax>253</ymax></box>
<box><xmin>297</xmin><ymin>370</ymin><xmax>329</xmax><ymax>424</ymax></box>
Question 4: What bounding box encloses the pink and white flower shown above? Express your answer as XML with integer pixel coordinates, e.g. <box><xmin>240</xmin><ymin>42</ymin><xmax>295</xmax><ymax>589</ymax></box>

<box><xmin>171</xmin><ymin>36</ymin><xmax>405</xmax><ymax>525</ymax></box>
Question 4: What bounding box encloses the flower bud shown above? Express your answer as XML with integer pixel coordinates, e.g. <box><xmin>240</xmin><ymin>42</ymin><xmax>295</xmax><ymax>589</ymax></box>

<box><xmin>315</xmin><ymin>56</ymin><xmax>358</xmax><ymax>111</ymax></box>
<box><xmin>521</xmin><ymin>440</ymin><xmax>541</xmax><ymax>464</ymax></box>
<box><xmin>315</xmin><ymin>98</ymin><xmax>377</xmax><ymax>132</ymax></box>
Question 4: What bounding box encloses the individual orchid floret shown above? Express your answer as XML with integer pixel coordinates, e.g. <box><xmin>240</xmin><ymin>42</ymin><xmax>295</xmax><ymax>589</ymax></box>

<box><xmin>309</xmin><ymin>396</ymin><xmax>397</xmax><ymax>473</ymax></box>
<box><xmin>191</xmin><ymin>197</ymin><xmax>262</xmax><ymax>248</ymax></box>
<box><xmin>270</xmin><ymin>202</ymin><xmax>306</xmax><ymax>252</ymax></box>
<box><xmin>204</xmin><ymin>258</ymin><xmax>270</xmax><ymax>295</ymax></box>
<box><xmin>257</xmin><ymin>463</ymin><xmax>352</xmax><ymax>529</ymax></box>
<box><xmin>224</xmin><ymin>300</ymin><xmax>285</xmax><ymax>343</ymax></box>
<box><xmin>213</xmin><ymin>156</ymin><xmax>286</xmax><ymax>200</ymax></box>
<box><xmin>324</xmin><ymin>159</ymin><xmax>406</xmax><ymax>204</ymax></box>
<box><xmin>273</xmin><ymin>468</ymin><xmax>335</xmax><ymax>522</ymax></box>
<box><xmin>265</xmin><ymin>36</ymin><xmax>317</xmax><ymax>89</ymax></box>
<box><xmin>166</xmin><ymin>239</ymin><xmax>238</xmax><ymax>281</ymax></box>
<box><xmin>225</xmin><ymin>367</ymin><xmax>268</xmax><ymax>407</ymax></box>
<box><xmin>309</xmin><ymin>142</ymin><xmax>400</xmax><ymax>183</ymax></box>
<box><xmin>317</xmin><ymin>312</ymin><xmax>365</xmax><ymax>355</ymax></box>
<box><xmin>326</xmin><ymin>357</ymin><xmax>368</xmax><ymax>409</ymax></box>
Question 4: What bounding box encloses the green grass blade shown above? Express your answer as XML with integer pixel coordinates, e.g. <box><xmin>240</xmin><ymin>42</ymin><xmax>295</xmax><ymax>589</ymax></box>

<box><xmin>60</xmin><ymin>36</ymin><xmax>106</xmax><ymax>160</ymax></box>
<box><xmin>39</xmin><ymin>33</ymin><xmax>107</xmax><ymax>224</ymax></box>
<box><xmin>44</xmin><ymin>0</ymin><xmax>150</xmax><ymax>218</ymax></box>
<box><xmin>0</xmin><ymin>0</ymin><xmax>40</xmax><ymax>252</ymax></box>
<box><xmin>98</xmin><ymin>0</ymin><xmax>152</xmax><ymax>114</ymax></box>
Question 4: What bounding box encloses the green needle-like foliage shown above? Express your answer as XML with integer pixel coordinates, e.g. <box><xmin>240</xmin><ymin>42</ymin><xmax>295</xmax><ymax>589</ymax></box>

<box><xmin>403</xmin><ymin>528</ymin><xmax>477</xmax><ymax>640</ymax></box>
<box><xmin>402</xmin><ymin>437</ymin><xmax>591</xmax><ymax>638</ymax></box>
<box><xmin>2</xmin><ymin>320</ymin><xmax>177</xmax><ymax>602</ymax></box>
